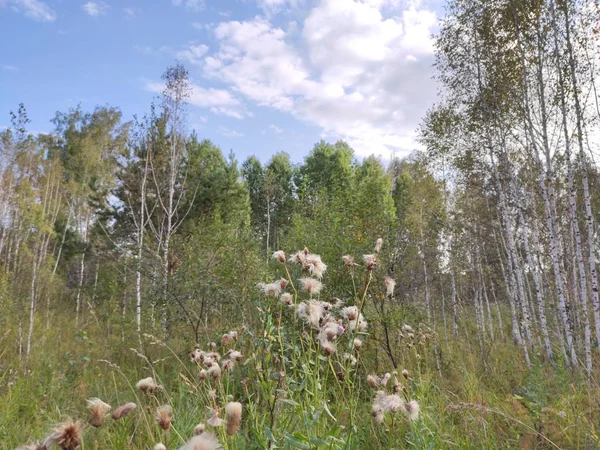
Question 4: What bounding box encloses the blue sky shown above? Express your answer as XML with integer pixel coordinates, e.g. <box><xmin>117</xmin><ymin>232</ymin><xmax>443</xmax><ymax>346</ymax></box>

<box><xmin>0</xmin><ymin>0</ymin><xmax>442</xmax><ymax>163</ymax></box>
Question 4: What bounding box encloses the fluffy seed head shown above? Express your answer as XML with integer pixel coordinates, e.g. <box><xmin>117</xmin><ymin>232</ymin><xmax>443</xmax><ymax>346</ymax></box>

<box><xmin>331</xmin><ymin>297</ymin><xmax>345</xmax><ymax>307</ymax></box>
<box><xmin>193</xmin><ymin>423</ymin><xmax>206</xmax><ymax>435</ymax></box>
<box><xmin>288</xmin><ymin>251</ymin><xmax>306</xmax><ymax>264</ymax></box>
<box><xmin>401</xmin><ymin>324</ymin><xmax>413</xmax><ymax>333</ymax></box>
<box><xmin>199</xmin><ymin>369</ymin><xmax>208</xmax><ymax>380</ymax></box>
<box><xmin>280</xmin><ymin>292</ymin><xmax>294</xmax><ymax>306</ymax></box>
<box><xmin>367</xmin><ymin>375</ymin><xmax>378</xmax><ymax>388</ymax></box>
<box><xmin>403</xmin><ymin>400</ymin><xmax>420</xmax><ymax>420</ymax></box>
<box><xmin>49</xmin><ymin>419</ymin><xmax>82</xmax><ymax>450</ymax></box>
<box><xmin>299</xmin><ymin>278</ymin><xmax>323</xmax><ymax>295</ymax></box>
<box><xmin>259</xmin><ymin>281</ymin><xmax>283</xmax><ymax>297</ymax></box>
<box><xmin>112</xmin><ymin>402</ymin><xmax>137</xmax><ymax>420</ymax></box>
<box><xmin>363</xmin><ymin>254</ymin><xmax>378</xmax><ymax>270</ymax></box>
<box><xmin>384</xmin><ymin>277</ymin><xmax>396</xmax><ymax>297</ymax></box>
<box><xmin>296</xmin><ymin>300</ymin><xmax>327</xmax><ymax>328</ymax></box>
<box><xmin>353</xmin><ymin>338</ymin><xmax>363</xmax><ymax>350</ymax></box>
<box><xmin>272</xmin><ymin>250</ymin><xmax>286</xmax><ymax>263</ymax></box>
<box><xmin>154</xmin><ymin>444</ymin><xmax>167</xmax><ymax>450</ymax></box>
<box><xmin>374</xmin><ymin>238</ymin><xmax>383</xmax><ymax>253</ymax></box>
<box><xmin>341</xmin><ymin>306</ymin><xmax>358</xmax><ymax>321</ymax></box>
<box><xmin>208</xmin><ymin>363</ymin><xmax>222</xmax><ymax>379</ymax></box>
<box><xmin>225</xmin><ymin>402</ymin><xmax>242</xmax><ymax>436</ymax></box>
<box><xmin>207</xmin><ymin>408</ymin><xmax>224</xmax><ymax>427</ymax></box>
<box><xmin>402</xmin><ymin>369</ymin><xmax>410</xmax><ymax>379</ymax></box>
<box><xmin>303</xmin><ymin>254</ymin><xmax>327</xmax><ymax>279</ymax></box>
<box><xmin>156</xmin><ymin>405</ymin><xmax>172</xmax><ymax>431</ymax></box>
<box><xmin>17</xmin><ymin>442</ymin><xmax>46</xmax><ymax>450</ymax></box>
<box><xmin>342</xmin><ymin>255</ymin><xmax>358</xmax><ymax>268</ymax></box>
<box><xmin>87</xmin><ymin>398</ymin><xmax>111</xmax><ymax>427</ymax></box>
<box><xmin>136</xmin><ymin>377</ymin><xmax>161</xmax><ymax>394</ymax></box>
<box><xmin>178</xmin><ymin>432</ymin><xmax>222</xmax><ymax>450</ymax></box>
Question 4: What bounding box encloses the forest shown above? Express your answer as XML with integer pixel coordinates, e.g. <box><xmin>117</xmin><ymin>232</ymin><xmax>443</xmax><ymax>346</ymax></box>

<box><xmin>1</xmin><ymin>0</ymin><xmax>600</xmax><ymax>448</ymax></box>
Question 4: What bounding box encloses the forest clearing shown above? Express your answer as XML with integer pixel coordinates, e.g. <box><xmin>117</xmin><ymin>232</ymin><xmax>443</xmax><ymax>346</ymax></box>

<box><xmin>1</xmin><ymin>0</ymin><xmax>600</xmax><ymax>448</ymax></box>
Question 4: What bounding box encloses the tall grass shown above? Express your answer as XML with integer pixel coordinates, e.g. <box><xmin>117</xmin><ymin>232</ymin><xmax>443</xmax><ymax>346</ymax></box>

<box><xmin>1</xmin><ymin>244</ymin><xmax>600</xmax><ymax>449</ymax></box>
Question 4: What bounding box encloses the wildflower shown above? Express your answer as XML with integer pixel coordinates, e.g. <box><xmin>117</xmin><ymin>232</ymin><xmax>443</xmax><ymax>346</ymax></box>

<box><xmin>223</xmin><ymin>359</ymin><xmax>235</xmax><ymax>371</ymax></box>
<box><xmin>225</xmin><ymin>402</ymin><xmax>242</xmax><ymax>436</ymax></box>
<box><xmin>402</xmin><ymin>369</ymin><xmax>410</xmax><ymax>379</ymax></box>
<box><xmin>154</xmin><ymin>444</ymin><xmax>167</xmax><ymax>450</ymax></box>
<box><xmin>221</xmin><ymin>332</ymin><xmax>236</xmax><ymax>347</ymax></box>
<box><xmin>190</xmin><ymin>349</ymin><xmax>206</xmax><ymax>363</ymax></box>
<box><xmin>401</xmin><ymin>324</ymin><xmax>413</xmax><ymax>333</ymax></box>
<box><xmin>227</xmin><ymin>350</ymin><xmax>243</xmax><ymax>361</ymax></box>
<box><xmin>87</xmin><ymin>398</ymin><xmax>111</xmax><ymax>427</ymax></box>
<box><xmin>319</xmin><ymin>338</ymin><xmax>336</xmax><ymax>356</ymax></box>
<box><xmin>376</xmin><ymin>393</ymin><xmax>404</xmax><ymax>414</ymax></box>
<box><xmin>112</xmin><ymin>402</ymin><xmax>137</xmax><ymax>420</ymax></box>
<box><xmin>299</xmin><ymin>278</ymin><xmax>323</xmax><ymax>295</ymax></box>
<box><xmin>374</xmin><ymin>237</ymin><xmax>383</xmax><ymax>253</ymax></box>
<box><xmin>344</xmin><ymin>353</ymin><xmax>357</xmax><ymax>366</ymax></box>
<box><xmin>353</xmin><ymin>338</ymin><xmax>363</xmax><ymax>350</ymax></box>
<box><xmin>48</xmin><ymin>419</ymin><xmax>82</xmax><ymax>450</ymax></box>
<box><xmin>341</xmin><ymin>306</ymin><xmax>358</xmax><ymax>321</ymax></box>
<box><xmin>207</xmin><ymin>408</ymin><xmax>224</xmax><ymax>427</ymax></box>
<box><xmin>319</xmin><ymin>320</ymin><xmax>341</xmax><ymax>341</ymax></box>
<box><xmin>208</xmin><ymin>363</ymin><xmax>222</xmax><ymax>379</ymax></box>
<box><xmin>208</xmin><ymin>342</ymin><xmax>217</xmax><ymax>350</ymax></box>
<box><xmin>363</xmin><ymin>254</ymin><xmax>378</xmax><ymax>270</ymax></box>
<box><xmin>280</xmin><ymin>292</ymin><xmax>294</xmax><ymax>306</ymax></box>
<box><xmin>272</xmin><ymin>250</ymin><xmax>286</xmax><ymax>263</ymax></box>
<box><xmin>331</xmin><ymin>297</ymin><xmax>345</xmax><ymax>307</ymax></box>
<box><xmin>342</xmin><ymin>255</ymin><xmax>358</xmax><ymax>268</ymax></box>
<box><xmin>304</xmin><ymin>254</ymin><xmax>327</xmax><ymax>279</ymax></box>
<box><xmin>367</xmin><ymin>375</ymin><xmax>378</xmax><ymax>388</ymax></box>
<box><xmin>296</xmin><ymin>300</ymin><xmax>327</xmax><ymax>328</ymax></box>
<box><xmin>384</xmin><ymin>277</ymin><xmax>396</xmax><ymax>297</ymax></box>
<box><xmin>403</xmin><ymin>400</ymin><xmax>420</xmax><ymax>420</ymax></box>
<box><xmin>199</xmin><ymin>369</ymin><xmax>208</xmax><ymax>380</ymax></box>
<box><xmin>258</xmin><ymin>281</ymin><xmax>282</xmax><ymax>297</ymax></box>
<box><xmin>136</xmin><ymin>377</ymin><xmax>161</xmax><ymax>394</ymax></box>
<box><xmin>288</xmin><ymin>250</ymin><xmax>307</xmax><ymax>264</ymax></box>
<box><xmin>178</xmin><ymin>432</ymin><xmax>222</xmax><ymax>450</ymax></box>
<box><xmin>156</xmin><ymin>405</ymin><xmax>172</xmax><ymax>431</ymax></box>
<box><xmin>378</xmin><ymin>373</ymin><xmax>391</xmax><ymax>386</ymax></box>
<box><xmin>194</xmin><ymin>423</ymin><xmax>206</xmax><ymax>435</ymax></box>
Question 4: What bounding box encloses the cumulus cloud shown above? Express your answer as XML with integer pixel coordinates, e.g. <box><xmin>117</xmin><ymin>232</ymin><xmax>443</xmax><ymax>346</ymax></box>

<box><xmin>1</xmin><ymin>64</ymin><xmax>18</xmax><ymax>71</ymax></box>
<box><xmin>123</xmin><ymin>7</ymin><xmax>137</xmax><ymax>18</ymax></box>
<box><xmin>0</xmin><ymin>0</ymin><xmax>56</xmax><ymax>22</ymax></box>
<box><xmin>146</xmin><ymin>81</ymin><xmax>248</xmax><ymax>119</ymax></box>
<box><xmin>176</xmin><ymin>43</ymin><xmax>209</xmax><ymax>66</ymax></box>
<box><xmin>194</xmin><ymin>0</ymin><xmax>439</xmax><ymax>156</ymax></box>
<box><xmin>82</xmin><ymin>1</ymin><xmax>108</xmax><ymax>16</ymax></box>
<box><xmin>269</xmin><ymin>124</ymin><xmax>283</xmax><ymax>134</ymax></box>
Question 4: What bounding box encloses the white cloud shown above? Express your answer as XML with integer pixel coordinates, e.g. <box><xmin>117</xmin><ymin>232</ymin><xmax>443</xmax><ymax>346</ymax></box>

<box><xmin>1</xmin><ymin>64</ymin><xmax>18</xmax><ymax>71</ymax></box>
<box><xmin>172</xmin><ymin>0</ymin><xmax>205</xmax><ymax>11</ymax></box>
<box><xmin>269</xmin><ymin>124</ymin><xmax>283</xmax><ymax>133</ymax></box>
<box><xmin>199</xmin><ymin>0</ymin><xmax>439</xmax><ymax>156</ymax></box>
<box><xmin>217</xmin><ymin>126</ymin><xmax>244</xmax><ymax>138</ymax></box>
<box><xmin>0</xmin><ymin>0</ymin><xmax>56</xmax><ymax>22</ymax></box>
<box><xmin>176</xmin><ymin>43</ymin><xmax>209</xmax><ymax>66</ymax></box>
<box><xmin>82</xmin><ymin>1</ymin><xmax>108</xmax><ymax>16</ymax></box>
<box><xmin>146</xmin><ymin>81</ymin><xmax>249</xmax><ymax>118</ymax></box>
<box><xmin>257</xmin><ymin>0</ymin><xmax>300</xmax><ymax>14</ymax></box>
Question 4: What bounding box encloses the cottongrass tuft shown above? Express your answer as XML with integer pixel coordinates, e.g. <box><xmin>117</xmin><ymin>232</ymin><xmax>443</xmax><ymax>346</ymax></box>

<box><xmin>178</xmin><ymin>432</ymin><xmax>222</xmax><ymax>450</ymax></box>
<box><xmin>225</xmin><ymin>401</ymin><xmax>243</xmax><ymax>436</ymax></box>
<box><xmin>48</xmin><ymin>419</ymin><xmax>82</xmax><ymax>450</ymax></box>
<box><xmin>112</xmin><ymin>402</ymin><xmax>137</xmax><ymax>420</ymax></box>
<box><xmin>87</xmin><ymin>397</ymin><xmax>111</xmax><ymax>427</ymax></box>
<box><xmin>299</xmin><ymin>277</ymin><xmax>323</xmax><ymax>295</ymax></box>
<box><xmin>193</xmin><ymin>423</ymin><xmax>206</xmax><ymax>435</ymax></box>
<box><xmin>154</xmin><ymin>444</ymin><xmax>167</xmax><ymax>450</ymax></box>
<box><xmin>384</xmin><ymin>276</ymin><xmax>396</xmax><ymax>297</ymax></box>
<box><xmin>136</xmin><ymin>377</ymin><xmax>161</xmax><ymax>394</ymax></box>
<box><xmin>156</xmin><ymin>405</ymin><xmax>173</xmax><ymax>431</ymax></box>
<box><xmin>403</xmin><ymin>400</ymin><xmax>420</xmax><ymax>420</ymax></box>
